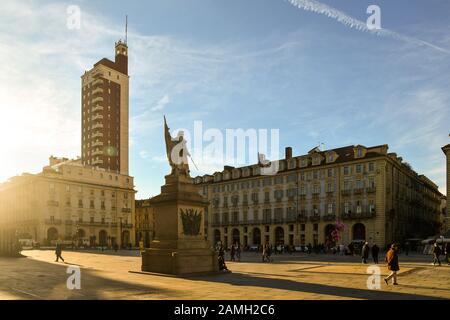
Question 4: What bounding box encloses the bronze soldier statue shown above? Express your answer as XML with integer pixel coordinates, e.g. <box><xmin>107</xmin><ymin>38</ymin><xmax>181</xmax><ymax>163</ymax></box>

<box><xmin>164</xmin><ymin>116</ymin><xmax>191</xmax><ymax>177</ymax></box>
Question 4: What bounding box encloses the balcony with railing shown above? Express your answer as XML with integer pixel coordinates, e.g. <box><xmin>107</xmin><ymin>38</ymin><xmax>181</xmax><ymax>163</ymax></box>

<box><xmin>322</xmin><ymin>214</ymin><xmax>337</xmax><ymax>222</ymax></box>
<box><xmin>92</xmin><ymin>87</ymin><xmax>103</xmax><ymax>95</ymax></box>
<box><xmin>341</xmin><ymin>189</ymin><xmax>351</xmax><ymax>196</ymax></box>
<box><xmin>45</xmin><ymin>219</ymin><xmax>62</xmax><ymax>225</ymax></box>
<box><xmin>309</xmin><ymin>215</ymin><xmax>320</xmax><ymax>222</ymax></box>
<box><xmin>366</xmin><ymin>186</ymin><xmax>376</xmax><ymax>193</ymax></box>
<box><xmin>341</xmin><ymin>210</ymin><xmax>376</xmax><ymax>220</ymax></box>
<box><xmin>92</xmin><ymin>141</ymin><xmax>104</xmax><ymax>148</ymax></box>
<box><xmin>92</xmin><ymin>78</ymin><xmax>104</xmax><ymax>86</ymax></box>
<box><xmin>47</xmin><ymin>200</ymin><xmax>59</xmax><ymax>207</ymax></box>
<box><xmin>353</xmin><ymin>188</ymin><xmax>364</xmax><ymax>195</ymax></box>
<box><xmin>92</xmin><ymin>96</ymin><xmax>104</xmax><ymax>104</ymax></box>
<box><xmin>92</xmin><ymin>149</ymin><xmax>103</xmax><ymax>156</ymax></box>
<box><xmin>91</xmin><ymin>114</ymin><xmax>104</xmax><ymax>121</ymax></box>
<box><xmin>121</xmin><ymin>208</ymin><xmax>132</xmax><ymax>213</ymax></box>
<box><xmin>92</xmin><ymin>105</ymin><xmax>104</xmax><ymax>113</ymax></box>
<box><xmin>92</xmin><ymin>159</ymin><xmax>104</xmax><ymax>165</ymax></box>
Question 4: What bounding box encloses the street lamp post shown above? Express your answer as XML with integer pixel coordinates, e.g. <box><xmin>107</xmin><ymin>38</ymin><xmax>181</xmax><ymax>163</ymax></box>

<box><xmin>119</xmin><ymin>217</ymin><xmax>123</xmax><ymax>249</ymax></box>
<box><xmin>295</xmin><ymin>172</ymin><xmax>300</xmax><ymax>246</ymax></box>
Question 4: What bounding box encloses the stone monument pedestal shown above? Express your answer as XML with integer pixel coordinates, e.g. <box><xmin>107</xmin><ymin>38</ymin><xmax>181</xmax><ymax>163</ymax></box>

<box><xmin>141</xmin><ymin>173</ymin><xmax>218</xmax><ymax>275</ymax></box>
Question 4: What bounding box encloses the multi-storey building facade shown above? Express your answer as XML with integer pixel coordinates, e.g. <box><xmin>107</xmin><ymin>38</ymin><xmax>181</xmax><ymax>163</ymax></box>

<box><xmin>194</xmin><ymin>145</ymin><xmax>443</xmax><ymax>249</ymax></box>
<box><xmin>81</xmin><ymin>41</ymin><xmax>129</xmax><ymax>175</ymax></box>
<box><xmin>0</xmin><ymin>157</ymin><xmax>135</xmax><ymax>253</ymax></box>
<box><xmin>442</xmin><ymin>144</ymin><xmax>450</xmax><ymax>234</ymax></box>
<box><xmin>135</xmin><ymin>199</ymin><xmax>155</xmax><ymax>248</ymax></box>
<box><xmin>0</xmin><ymin>39</ymin><xmax>135</xmax><ymax>256</ymax></box>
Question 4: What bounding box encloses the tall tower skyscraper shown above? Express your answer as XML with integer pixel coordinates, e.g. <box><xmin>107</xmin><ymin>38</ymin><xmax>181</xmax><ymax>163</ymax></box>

<box><xmin>81</xmin><ymin>40</ymin><xmax>129</xmax><ymax>174</ymax></box>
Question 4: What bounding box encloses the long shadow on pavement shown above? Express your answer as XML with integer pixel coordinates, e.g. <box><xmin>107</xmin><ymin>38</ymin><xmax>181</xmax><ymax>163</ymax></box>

<box><xmin>188</xmin><ymin>271</ymin><xmax>446</xmax><ymax>300</ymax></box>
<box><xmin>0</xmin><ymin>256</ymin><xmax>175</xmax><ymax>300</ymax></box>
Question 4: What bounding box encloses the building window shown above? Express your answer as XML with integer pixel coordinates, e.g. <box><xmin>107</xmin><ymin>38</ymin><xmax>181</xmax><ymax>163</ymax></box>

<box><xmin>313</xmin><ymin>205</ymin><xmax>319</xmax><ymax>215</ymax></box>
<box><xmin>327</xmin><ymin>183</ymin><xmax>333</xmax><ymax>193</ymax></box>
<box><xmin>313</xmin><ymin>223</ymin><xmax>318</xmax><ymax>232</ymax></box>
<box><xmin>356</xmin><ymin>201</ymin><xmax>362</xmax><ymax>214</ymax></box>
<box><xmin>344</xmin><ymin>166</ymin><xmax>350</xmax><ymax>175</ymax></box>
<box><xmin>369</xmin><ymin>201</ymin><xmax>376</xmax><ymax>213</ymax></box>
<box><xmin>369</xmin><ymin>162</ymin><xmax>375</xmax><ymax>172</ymax></box>
<box><xmin>301</xmin><ymin>224</ymin><xmax>306</xmax><ymax>232</ymax></box>
<box><xmin>344</xmin><ymin>180</ymin><xmax>351</xmax><ymax>190</ymax></box>
<box><xmin>327</xmin><ymin>203</ymin><xmax>334</xmax><ymax>214</ymax></box>
<box><xmin>327</xmin><ymin>168</ymin><xmax>333</xmax><ymax>177</ymax></box>
<box><xmin>357</xmin><ymin>148</ymin><xmax>363</xmax><ymax>158</ymax></box>
<box><xmin>313</xmin><ymin>170</ymin><xmax>318</xmax><ymax>179</ymax></box>
<box><xmin>356</xmin><ymin>164</ymin><xmax>362</xmax><ymax>174</ymax></box>
<box><xmin>274</xmin><ymin>189</ymin><xmax>283</xmax><ymax>200</ymax></box>
<box><xmin>344</xmin><ymin>202</ymin><xmax>351</xmax><ymax>214</ymax></box>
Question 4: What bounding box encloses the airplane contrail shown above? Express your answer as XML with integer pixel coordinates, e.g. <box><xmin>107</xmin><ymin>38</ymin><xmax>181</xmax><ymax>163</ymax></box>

<box><xmin>287</xmin><ymin>0</ymin><xmax>449</xmax><ymax>54</ymax></box>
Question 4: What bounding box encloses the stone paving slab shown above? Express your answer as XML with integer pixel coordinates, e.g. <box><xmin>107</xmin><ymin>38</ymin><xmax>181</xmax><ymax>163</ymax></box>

<box><xmin>0</xmin><ymin>250</ymin><xmax>448</xmax><ymax>300</ymax></box>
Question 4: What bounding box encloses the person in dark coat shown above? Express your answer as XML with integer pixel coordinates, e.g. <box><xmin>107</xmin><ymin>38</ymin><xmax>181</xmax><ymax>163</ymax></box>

<box><xmin>371</xmin><ymin>244</ymin><xmax>380</xmax><ymax>264</ymax></box>
<box><xmin>384</xmin><ymin>244</ymin><xmax>400</xmax><ymax>285</ymax></box>
<box><xmin>217</xmin><ymin>244</ymin><xmax>228</xmax><ymax>271</ymax></box>
<box><xmin>348</xmin><ymin>242</ymin><xmax>354</xmax><ymax>256</ymax></box>
<box><xmin>432</xmin><ymin>243</ymin><xmax>441</xmax><ymax>266</ymax></box>
<box><xmin>230</xmin><ymin>243</ymin><xmax>236</xmax><ymax>261</ymax></box>
<box><xmin>404</xmin><ymin>241</ymin><xmax>410</xmax><ymax>256</ymax></box>
<box><xmin>55</xmin><ymin>243</ymin><xmax>65</xmax><ymax>262</ymax></box>
<box><xmin>361</xmin><ymin>242</ymin><xmax>370</xmax><ymax>264</ymax></box>
<box><xmin>445</xmin><ymin>242</ymin><xmax>450</xmax><ymax>265</ymax></box>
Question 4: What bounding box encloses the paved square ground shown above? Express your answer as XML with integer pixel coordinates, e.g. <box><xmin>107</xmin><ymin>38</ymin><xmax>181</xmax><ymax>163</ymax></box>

<box><xmin>0</xmin><ymin>250</ymin><xmax>449</xmax><ymax>300</ymax></box>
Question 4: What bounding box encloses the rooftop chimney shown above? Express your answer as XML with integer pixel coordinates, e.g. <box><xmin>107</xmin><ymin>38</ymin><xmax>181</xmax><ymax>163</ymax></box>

<box><xmin>285</xmin><ymin>147</ymin><xmax>292</xmax><ymax>159</ymax></box>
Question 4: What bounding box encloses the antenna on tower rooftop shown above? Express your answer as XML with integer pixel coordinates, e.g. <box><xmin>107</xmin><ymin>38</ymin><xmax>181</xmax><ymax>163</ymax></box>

<box><xmin>125</xmin><ymin>15</ymin><xmax>128</xmax><ymax>44</ymax></box>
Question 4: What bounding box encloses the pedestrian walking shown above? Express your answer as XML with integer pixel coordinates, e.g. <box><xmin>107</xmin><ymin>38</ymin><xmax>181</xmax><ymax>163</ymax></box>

<box><xmin>445</xmin><ymin>242</ymin><xmax>450</xmax><ymax>265</ymax></box>
<box><xmin>371</xmin><ymin>243</ymin><xmax>380</xmax><ymax>264</ymax></box>
<box><xmin>262</xmin><ymin>242</ymin><xmax>270</xmax><ymax>262</ymax></box>
<box><xmin>230</xmin><ymin>243</ymin><xmax>236</xmax><ymax>261</ymax></box>
<box><xmin>361</xmin><ymin>242</ymin><xmax>370</xmax><ymax>264</ymax></box>
<box><xmin>432</xmin><ymin>242</ymin><xmax>442</xmax><ymax>266</ymax></box>
<box><xmin>236</xmin><ymin>243</ymin><xmax>241</xmax><ymax>262</ymax></box>
<box><xmin>55</xmin><ymin>243</ymin><xmax>65</xmax><ymax>263</ymax></box>
<box><xmin>384</xmin><ymin>244</ymin><xmax>400</xmax><ymax>285</ymax></box>
<box><xmin>307</xmin><ymin>243</ymin><xmax>312</xmax><ymax>254</ymax></box>
<box><xmin>217</xmin><ymin>244</ymin><xmax>228</xmax><ymax>271</ymax></box>
<box><xmin>348</xmin><ymin>242</ymin><xmax>354</xmax><ymax>256</ymax></box>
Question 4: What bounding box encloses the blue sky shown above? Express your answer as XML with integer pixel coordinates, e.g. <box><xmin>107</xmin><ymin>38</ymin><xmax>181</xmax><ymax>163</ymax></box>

<box><xmin>0</xmin><ymin>0</ymin><xmax>449</xmax><ymax>198</ymax></box>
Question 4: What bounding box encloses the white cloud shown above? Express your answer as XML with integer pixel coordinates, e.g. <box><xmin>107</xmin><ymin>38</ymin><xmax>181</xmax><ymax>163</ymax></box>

<box><xmin>151</xmin><ymin>94</ymin><xmax>171</xmax><ymax>111</ymax></box>
<box><xmin>139</xmin><ymin>150</ymin><xmax>150</xmax><ymax>159</ymax></box>
<box><xmin>287</xmin><ymin>0</ymin><xmax>450</xmax><ymax>54</ymax></box>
